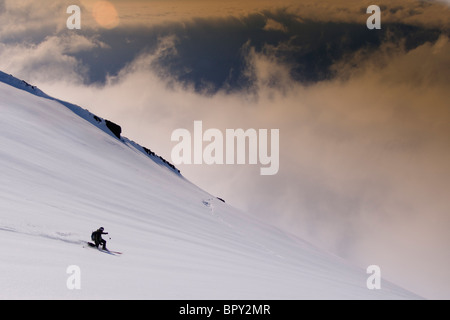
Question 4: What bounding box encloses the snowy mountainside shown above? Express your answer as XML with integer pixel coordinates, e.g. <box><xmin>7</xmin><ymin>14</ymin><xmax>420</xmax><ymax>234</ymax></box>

<box><xmin>0</xmin><ymin>72</ymin><xmax>421</xmax><ymax>299</ymax></box>
<box><xmin>0</xmin><ymin>71</ymin><xmax>179</xmax><ymax>175</ymax></box>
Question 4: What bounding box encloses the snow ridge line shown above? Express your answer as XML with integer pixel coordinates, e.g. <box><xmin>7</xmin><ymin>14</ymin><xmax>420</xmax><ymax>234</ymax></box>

<box><xmin>0</xmin><ymin>71</ymin><xmax>181</xmax><ymax>175</ymax></box>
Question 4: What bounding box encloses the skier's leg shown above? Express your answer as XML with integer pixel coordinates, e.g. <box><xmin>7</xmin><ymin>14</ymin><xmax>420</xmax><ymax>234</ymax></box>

<box><xmin>101</xmin><ymin>239</ymin><xmax>107</xmax><ymax>250</ymax></box>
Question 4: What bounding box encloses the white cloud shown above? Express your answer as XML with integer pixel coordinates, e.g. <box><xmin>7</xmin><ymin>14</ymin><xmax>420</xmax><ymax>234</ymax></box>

<box><xmin>0</xmin><ymin>34</ymin><xmax>109</xmax><ymax>84</ymax></box>
<box><xmin>263</xmin><ymin>18</ymin><xmax>288</xmax><ymax>32</ymax></box>
<box><xmin>0</xmin><ymin>0</ymin><xmax>68</xmax><ymax>39</ymax></box>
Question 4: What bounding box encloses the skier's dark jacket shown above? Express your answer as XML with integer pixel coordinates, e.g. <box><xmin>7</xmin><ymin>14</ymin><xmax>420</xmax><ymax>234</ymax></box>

<box><xmin>91</xmin><ymin>228</ymin><xmax>108</xmax><ymax>244</ymax></box>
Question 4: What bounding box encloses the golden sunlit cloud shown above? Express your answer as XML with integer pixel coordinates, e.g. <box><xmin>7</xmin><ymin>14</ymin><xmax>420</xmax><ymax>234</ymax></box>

<box><xmin>92</xmin><ymin>1</ymin><xmax>120</xmax><ymax>29</ymax></box>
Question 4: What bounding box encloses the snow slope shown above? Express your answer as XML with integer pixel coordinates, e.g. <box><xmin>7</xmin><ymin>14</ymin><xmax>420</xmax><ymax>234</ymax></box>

<box><xmin>0</xmin><ymin>72</ymin><xmax>421</xmax><ymax>299</ymax></box>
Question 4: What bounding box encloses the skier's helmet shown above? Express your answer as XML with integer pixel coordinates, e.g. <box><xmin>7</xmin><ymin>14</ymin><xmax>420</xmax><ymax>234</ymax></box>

<box><xmin>99</xmin><ymin>227</ymin><xmax>104</xmax><ymax>231</ymax></box>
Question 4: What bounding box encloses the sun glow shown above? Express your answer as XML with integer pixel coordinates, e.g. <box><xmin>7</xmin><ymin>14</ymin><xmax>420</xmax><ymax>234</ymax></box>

<box><xmin>92</xmin><ymin>1</ymin><xmax>120</xmax><ymax>29</ymax></box>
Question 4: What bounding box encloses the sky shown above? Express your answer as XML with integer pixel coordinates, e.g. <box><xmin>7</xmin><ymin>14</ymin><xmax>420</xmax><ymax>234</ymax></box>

<box><xmin>0</xmin><ymin>0</ymin><xmax>449</xmax><ymax>299</ymax></box>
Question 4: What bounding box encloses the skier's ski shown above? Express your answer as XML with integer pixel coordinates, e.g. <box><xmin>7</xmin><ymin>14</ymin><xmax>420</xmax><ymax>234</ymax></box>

<box><xmin>102</xmin><ymin>249</ymin><xmax>123</xmax><ymax>255</ymax></box>
<box><xmin>83</xmin><ymin>242</ymin><xmax>122</xmax><ymax>255</ymax></box>
<box><xmin>98</xmin><ymin>248</ymin><xmax>122</xmax><ymax>256</ymax></box>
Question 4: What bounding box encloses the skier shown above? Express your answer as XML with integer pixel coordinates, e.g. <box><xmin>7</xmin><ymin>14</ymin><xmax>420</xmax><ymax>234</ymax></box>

<box><xmin>91</xmin><ymin>227</ymin><xmax>108</xmax><ymax>250</ymax></box>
